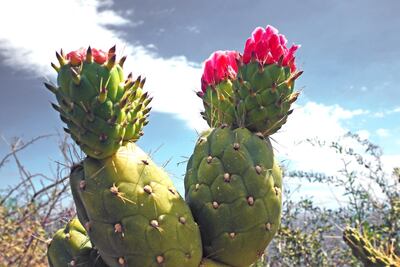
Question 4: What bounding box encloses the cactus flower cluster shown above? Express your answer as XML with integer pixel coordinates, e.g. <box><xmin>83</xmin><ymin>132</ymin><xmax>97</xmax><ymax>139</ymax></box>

<box><xmin>46</xmin><ymin>25</ymin><xmax>302</xmax><ymax>267</ymax></box>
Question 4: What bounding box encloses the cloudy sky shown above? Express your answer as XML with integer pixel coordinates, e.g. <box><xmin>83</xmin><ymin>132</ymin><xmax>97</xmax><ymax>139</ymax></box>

<box><xmin>0</xmin><ymin>0</ymin><xmax>399</xmax><ymax>207</ymax></box>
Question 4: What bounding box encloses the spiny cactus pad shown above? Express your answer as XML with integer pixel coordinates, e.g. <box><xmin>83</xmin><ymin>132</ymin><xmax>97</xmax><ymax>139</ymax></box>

<box><xmin>199</xmin><ymin>26</ymin><xmax>301</xmax><ymax>136</ymax></box>
<box><xmin>343</xmin><ymin>226</ymin><xmax>400</xmax><ymax>267</ymax></box>
<box><xmin>46</xmin><ymin>46</ymin><xmax>151</xmax><ymax>159</ymax></box>
<box><xmin>47</xmin><ymin>218</ymin><xmax>108</xmax><ymax>267</ymax></box>
<box><xmin>184</xmin><ymin>126</ymin><xmax>282</xmax><ymax>267</ymax></box>
<box><xmin>70</xmin><ymin>143</ymin><xmax>203</xmax><ymax>267</ymax></box>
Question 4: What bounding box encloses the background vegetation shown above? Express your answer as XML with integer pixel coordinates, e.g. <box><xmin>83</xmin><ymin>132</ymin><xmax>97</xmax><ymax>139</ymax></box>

<box><xmin>0</xmin><ymin>133</ymin><xmax>398</xmax><ymax>266</ymax></box>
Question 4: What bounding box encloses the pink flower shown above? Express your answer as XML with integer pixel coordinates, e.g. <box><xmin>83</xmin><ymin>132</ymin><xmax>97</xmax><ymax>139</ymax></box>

<box><xmin>66</xmin><ymin>48</ymin><xmax>86</xmax><ymax>66</ymax></box>
<box><xmin>201</xmin><ymin>50</ymin><xmax>239</xmax><ymax>92</ymax></box>
<box><xmin>66</xmin><ymin>47</ymin><xmax>108</xmax><ymax>65</ymax></box>
<box><xmin>243</xmin><ymin>25</ymin><xmax>300</xmax><ymax>72</ymax></box>
<box><xmin>91</xmin><ymin>48</ymin><xmax>107</xmax><ymax>64</ymax></box>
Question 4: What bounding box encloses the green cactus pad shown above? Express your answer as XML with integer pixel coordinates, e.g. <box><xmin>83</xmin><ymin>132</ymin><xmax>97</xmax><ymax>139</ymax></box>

<box><xmin>47</xmin><ymin>217</ymin><xmax>108</xmax><ymax>267</ymax></box>
<box><xmin>233</xmin><ymin>63</ymin><xmax>300</xmax><ymax>136</ymax></box>
<box><xmin>202</xmin><ymin>63</ymin><xmax>300</xmax><ymax>137</ymax></box>
<box><xmin>201</xmin><ymin>80</ymin><xmax>236</xmax><ymax>128</ymax></box>
<box><xmin>70</xmin><ymin>143</ymin><xmax>203</xmax><ymax>267</ymax></box>
<box><xmin>185</xmin><ymin>126</ymin><xmax>282</xmax><ymax>267</ymax></box>
<box><xmin>46</xmin><ymin>47</ymin><xmax>151</xmax><ymax>159</ymax></box>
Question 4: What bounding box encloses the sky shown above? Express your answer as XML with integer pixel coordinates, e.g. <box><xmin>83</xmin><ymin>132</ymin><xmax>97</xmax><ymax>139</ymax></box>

<box><xmin>0</xmin><ymin>0</ymin><xmax>399</xmax><ymax>208</ymax></box>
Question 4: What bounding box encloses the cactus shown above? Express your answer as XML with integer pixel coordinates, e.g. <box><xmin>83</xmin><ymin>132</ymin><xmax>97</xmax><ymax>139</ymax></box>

<box><xmin>46</xmin><ymin>47</ymin><xmax>203</xmax><ymax>267</ymax></box>
<box><xmin>343</xmin><ymin>226</ymin><xmax>400</xmax><ymax>267</ymax></box>
<box><xmin>47</xmin><ymin>217</ymin><xmax>108</xmax><ymax>267</ymax></box>
<box><xmin>69</xmin><ymin>142</ymin><xmax>203</xmax><ymax>267</ymax></box>
<box><xmin>186</xmin><ymin>25</ymin><xmax>300</xmax><ymax>267</ymax></box>
<box><xmin>185</xmin><ymin>127</ymin><xmax>282</xmax><ymax>267</ymax></box>
<box><xmin>46</xmin><ymin>46</ymin><xmax>151</xmax><ymax>159</ymax></box>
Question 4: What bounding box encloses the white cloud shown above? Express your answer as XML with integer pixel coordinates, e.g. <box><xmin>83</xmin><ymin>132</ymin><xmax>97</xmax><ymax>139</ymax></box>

<box><xmin>0</xmin><ymin>0</ymin><xmax>206</xmax><ymax>130</ymax></box>
<box><xmin>356</xmin><ymin>129</ymin><xmax>370</xmax><ymax>140</ymax></box>
<box><xmin>376</xmin><ymin>128</ymin><xmax>390</xmax><ymax>137</ymax></box>
<box><xmin>372</xmin><ymin>106</ymin><xmax>400</xmax><ymax>118</ymax></box>
<box><xmin>274</xmin><ymin>102</ymin><xmax>368</xmax><ymax>175</ymax></box>
<box><xmin>186</xmin><ymin>26</ymin><xmax>200</xmax><ymax>34</ymax></box>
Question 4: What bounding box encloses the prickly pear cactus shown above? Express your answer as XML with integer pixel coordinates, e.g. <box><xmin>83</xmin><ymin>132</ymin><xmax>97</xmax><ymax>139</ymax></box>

<box><xmin>199</xmin><ymin>26</ymin><xmax>301</xmax><ymax>137</ymax></box>
<box><xmin>70</xmin><ymin>143</ymin><xmax>203</xmax><ymax>267</ymax></box>
<box><xmin>185</xmin><ymin>126</ymin><xmax>282</xmax><ymax>267</ymax></box>
<box><xmin>343</xmin><ymin>226</ymin><xmax>400</xmax><ymax>267</ymax></box>
<box><xmin>47</xmin><ymin>217</ymin><xmax>108</xmax><ymax>267</ymax></box>
<box><xmin>46</xmin><ymin>46</ymin><xmax>151</xmax><ymax>159</ymax></box>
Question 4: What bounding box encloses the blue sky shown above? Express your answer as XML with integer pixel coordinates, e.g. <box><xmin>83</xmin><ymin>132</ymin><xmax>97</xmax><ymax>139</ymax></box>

<box><xmin>0</xmin><ymin>0</ymin><xmax>399</xmax><ymax>205</ymax></box>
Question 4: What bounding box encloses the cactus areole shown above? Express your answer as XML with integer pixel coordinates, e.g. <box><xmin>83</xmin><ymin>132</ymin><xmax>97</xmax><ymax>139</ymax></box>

<box><xmin>199</xmin><ymin>25</ymin><xmax>302</xmax><ymax>136</ymax></box>
<box><xmin>46</xmin><ymin>46</ymin><xmax>152</xmax><ymax>159</ymax></box>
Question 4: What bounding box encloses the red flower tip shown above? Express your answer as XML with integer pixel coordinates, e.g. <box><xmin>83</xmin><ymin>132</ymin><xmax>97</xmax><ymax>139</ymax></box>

<box><xmin>201</xmin><ymin>50</ymin><xmax>239</xmax><ymax>92</ymax></box>
<box><xmin>66</xmin><ymin>47</ymin><xmax>108</xmax><ymax>65</ymax></box>
<box><xmin>66</xmin><ymin>48</ymin><xmax>86</xmax><ymax>66</ymax></box>
<box><xmin>91</xmin><ymin>48</ymin><xmax>107</xmax><ymax>64</ymax></box>
<box><xmin>243</xmin><ymin>25</ymin><xmax>299</xmax><ymax>72</ymax></box>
